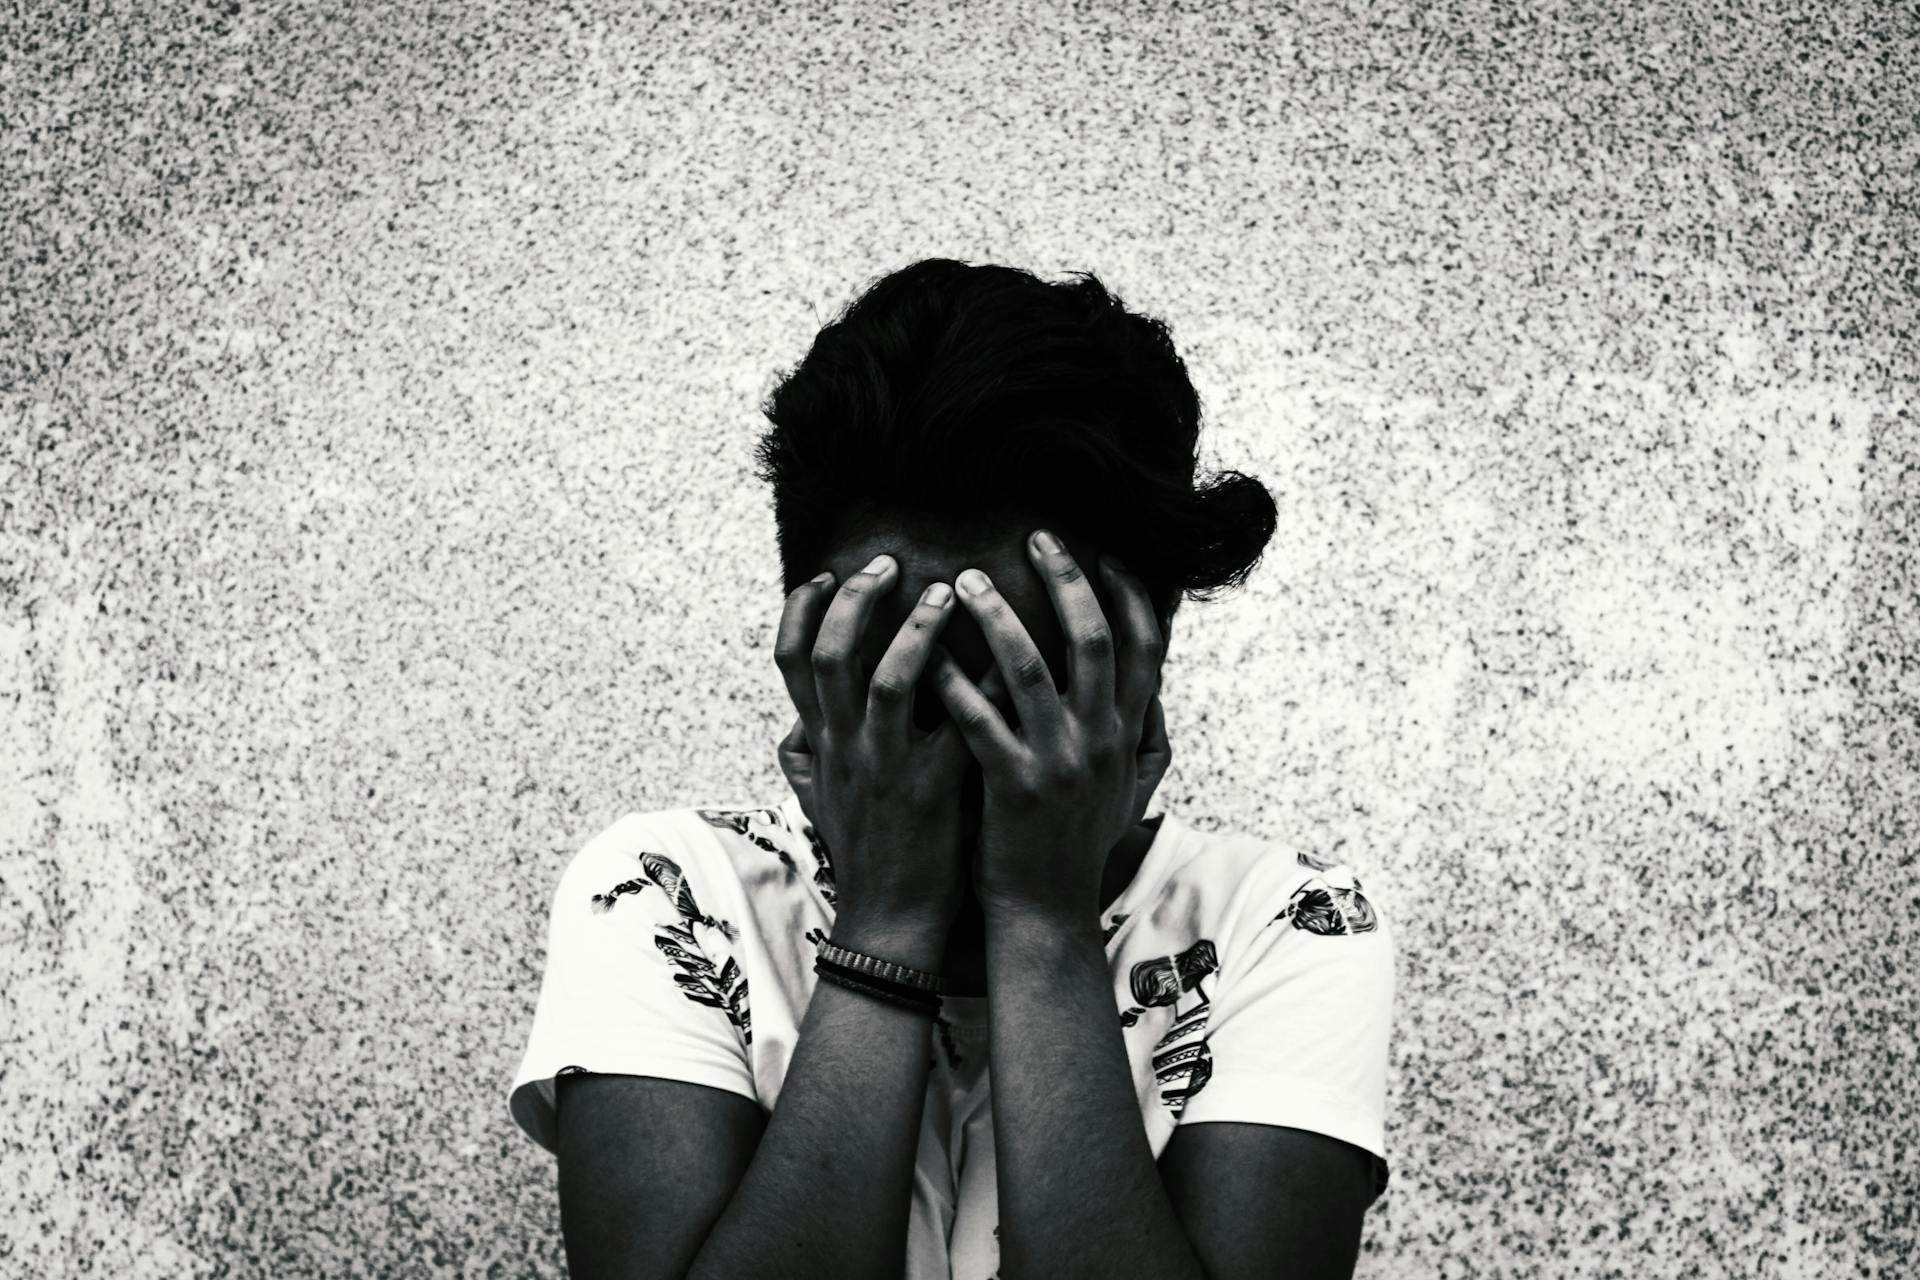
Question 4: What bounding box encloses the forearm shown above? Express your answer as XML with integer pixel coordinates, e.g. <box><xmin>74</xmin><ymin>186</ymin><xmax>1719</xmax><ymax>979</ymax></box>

<box><xmin>986</xmin><ymin>909</ymin><xmax>1208</xmax><ymax>1280</ymax></box>
<box><xmin>688</xmin><ymin>914</ymin><xmax>939</xmax><ymax>1280</ymax></box>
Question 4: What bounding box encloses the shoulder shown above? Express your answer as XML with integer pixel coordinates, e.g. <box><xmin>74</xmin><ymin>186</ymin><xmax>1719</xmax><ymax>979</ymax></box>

<box><xmin>1157</xmin><ymin>816</ymin><xmax>1389</xmax><ymax>943</ymax></box>
<box><xmin>551</xmin><ymin>799</ymin><xmax>823</xmax><ymax>919</ymax></box>
<box><xmin>543</xmin><ymin>809</ymin><xmax>703</xmax><ymax>926</ymax></box>
<box><xmin>554</xmin><ymin>807</ymin><xmax>692</xmax><ymax>887</ymax></box>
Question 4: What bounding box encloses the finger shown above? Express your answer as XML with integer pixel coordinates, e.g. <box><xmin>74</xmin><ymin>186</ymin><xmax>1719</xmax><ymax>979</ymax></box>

<box><xmin>776</xmin><ymin>715</ymin><xmax>814</xmax><ymax>783</ymax></box>
<box><xmin>927</xmin><ymin>645</ymin><xmax>1024</xmax><ymax>768</ymax></box>
<box><xmin>810</xmin><ymin>553</ymin><xmax>900</xmax><ymax>738</ymax></box>
<box><xmin>777</xmin><ymin>715</ymin><xmax>825</xmax><ymax>829</ymax></box>
<box><xmin>773</xmin><ymin>571</ymin><xmax>839</xmax><ymax>744</ymax></box>
<box><xmin>952</xmin><ymin>566</ymin><xmax>1066</xmax><ymax>742</ymax></box>
<box><xmin>1098</xmin><ymin>555</ymin><xmax>1167</xmax><ymax>729</ymax></box>
<box><xmin>919</xmin><ymin>644</ymin><xmax>1019</xmax><ymax>732</ymax></box>
<box><xmin>1131</xmin><ymin>692</ymin><xmax>1173</xmax><ymax>825</ymax></box>
<box><xmin>867</xmin><ymin>580</ymin><xmax>961</xmax><ymax>738</ymax></box>
<box><xmin>1138</xmin><ymin>690</ymin><xmax>1171</xmax><ymax>774</ymax></box>
<box><xmin>975</xmin><ymin>659</ymin><xmax>1017</xmax><ymax>726</ymax></box>
<box><xmin>1026</xmin><ymin>529</ymin><xmax>1117</xmax><ymax>719</ymax></box>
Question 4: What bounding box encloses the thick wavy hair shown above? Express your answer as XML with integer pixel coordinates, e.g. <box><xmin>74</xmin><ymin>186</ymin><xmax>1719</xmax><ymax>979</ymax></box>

<box><xmin>752</xmin><ymin>258</ymin><xmax>1277</xmax><ymax>634</ymax></box>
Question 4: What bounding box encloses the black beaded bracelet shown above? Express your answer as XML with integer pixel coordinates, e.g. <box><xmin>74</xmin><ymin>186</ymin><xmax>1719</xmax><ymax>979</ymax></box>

<box><xmin>816</xmin><ymin>966</ymin><xmax>941</xmax><ymax>1016</ymax></box>
<box><xmin>816</xmin><ymin>938</ymin><xmax>946</xmax><ymax>993</ymax></box>
<box><xmin>814</xmin><ymin>959</ymin><xmax>942</xmax><ymax>1016</ymax></box>
<box><xmin>815</xmin><ymin>956</ymin><xmax>941</xmax><ymax>1004</ymax></box>
<box><xmin>815</xmin><ymin>957</ymin><xmax>941</xmax><ymax>1009</ymax></box>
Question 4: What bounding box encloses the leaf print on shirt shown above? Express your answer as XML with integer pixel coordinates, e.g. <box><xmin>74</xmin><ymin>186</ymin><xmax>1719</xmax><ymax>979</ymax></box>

<box><xmin>1099</xmin><ymin>912</ymin><xmax>1131</xmax><ymax>945</ymax></box>
<box><xmin>655</xmin><ymin>918</ymin><xmax>753</xmax><ymax>1046</ymax></box>
<box><xmin>697</xmin><ymin>808</ymin><xmax>800</xmax><ymax>879</ymax></box>
<box><xmin>1115</xmin><ymin>940</ymin><xmax>1219</xmax><ymax>1112</ymax></box>
<box><xmin>588</xmin><ymin>878</ymin><xmax>651</xmax><ymax>913</ymax></box>
<box><xmin>590</xmin><ymin>850</ymin><xmax>739</xmax><ymax>940</ymax></box>
<box><xmin>588</xmin><ymin>851</ymin><xmax>752</xmax><ymax>1045</ymax></box>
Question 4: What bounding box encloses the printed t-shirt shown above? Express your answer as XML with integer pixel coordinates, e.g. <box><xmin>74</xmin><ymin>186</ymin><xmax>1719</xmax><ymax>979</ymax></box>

<box><xmin>508</xmin><ymin>794</ymin><xmax>1396</xmax><ymax>1280</ymax></box>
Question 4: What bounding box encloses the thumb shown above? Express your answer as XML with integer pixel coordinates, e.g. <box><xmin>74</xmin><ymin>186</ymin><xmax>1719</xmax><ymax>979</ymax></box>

<box><xmin>777</xmin><ymin>715</ymin><xmax>813</xmax><ymax>760</ymax></box>
<box><xmin>777</xmin><ymin>716</ymin><xmax>815</xmax><ymax>784</ymax></box>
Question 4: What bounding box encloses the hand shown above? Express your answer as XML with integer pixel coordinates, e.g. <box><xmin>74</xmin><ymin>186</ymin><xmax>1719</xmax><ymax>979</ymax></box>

<box><xmin>927</xmin><ymin>532</ymin><xmax>1173</xmax><ymax>924</ymax></box>
<box><xmin>779</xmin><ymin>664</ymin><xmax>1017</xmax><ymax>835</ymax></box>
<box><xmin>775</xmin><ymin>660</ymin><xmax>1021</xmax><ymax>859</ymax></box>
<box><xmin>774</xmin><ymin>556</ymin><xmax>978</xmax><ymax>934</ymax></box>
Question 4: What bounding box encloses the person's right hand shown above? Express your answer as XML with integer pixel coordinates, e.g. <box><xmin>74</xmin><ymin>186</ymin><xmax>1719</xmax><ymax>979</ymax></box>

<box><xmin>774</xmin><ymin>554</ymin><xmax>981</xmax><ymax>935</ymax></box>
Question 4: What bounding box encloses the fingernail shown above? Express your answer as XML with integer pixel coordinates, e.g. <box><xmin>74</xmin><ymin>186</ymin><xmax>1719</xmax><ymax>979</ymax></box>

<box><xmin>957</xmin><ymin>568</ymin><xmax>991</xmax><ymax>596</ymax></box>
<box><xmin>810</xmin><ymin>571</ymin><xmax>834</xmax><ymax>586</ymax></box>
<box><xmin>921</xmin><ymin>581</ymin><xmax>952</xmax><ymax>607</ymax></box>
<box><xmin>1032</xmin><ymin>529</ymin><xmax>1062</xmax><ymax>555</ymax></box>
<box><xmin>1103</xmin><ymin>555</ymin><xmax>1130</xmax><ymax>577</ymax></box>
<box><xmin>863</xmin><ymin>554</ymin><xmax>892</xmax><ymax>575</ymax></box>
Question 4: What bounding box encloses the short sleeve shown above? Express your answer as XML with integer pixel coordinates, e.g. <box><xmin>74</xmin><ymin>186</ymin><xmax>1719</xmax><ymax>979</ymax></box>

<box><xmin>507</xmin><ymin>820</ymin><xmax>759</xmax><ymax>1155</ymax></box>
<box><xmin>1175</xmin><ymin>857</ymin><xmax>1396</xmax><ymax>1203</ymax></box>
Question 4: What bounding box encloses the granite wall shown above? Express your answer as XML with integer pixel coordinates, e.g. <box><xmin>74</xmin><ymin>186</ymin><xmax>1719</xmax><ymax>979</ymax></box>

<box><xmin>3</xmin><ymin>1</ymin><xmax>1915</xmax><ymax>1276</ymax></box>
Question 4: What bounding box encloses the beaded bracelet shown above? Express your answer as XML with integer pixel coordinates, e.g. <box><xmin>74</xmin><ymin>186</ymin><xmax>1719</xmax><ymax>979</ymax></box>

<box><xmin>817</xmin><ymin>938</ymin><xmax>946</xmax><ymax>994</ymax></box>
<box><xmin>813</xmin><ymin>958</ymin><xmax>942</xmax><ymax>1016</ymax></box>
<box><xmin>810</xmin><ymin>959</ymin><xmax>936</xmax><ymax>1013</ymax></box>
<box><xmin>814</xmin><ymin>957</ymin><xmax>942</xmax><ymax>1011</ymax></box>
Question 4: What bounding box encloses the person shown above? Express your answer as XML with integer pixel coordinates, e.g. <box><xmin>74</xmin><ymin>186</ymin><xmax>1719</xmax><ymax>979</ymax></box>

<box><xmin>507</xmin><ymin>259</ymin><xmax>1396</xmax><ymax>1280</ymax></box>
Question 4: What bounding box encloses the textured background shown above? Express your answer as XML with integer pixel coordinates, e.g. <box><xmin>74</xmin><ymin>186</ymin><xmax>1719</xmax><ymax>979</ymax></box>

<box><xmin>3</xmin><ymin>1</ymin><xmax>1916</xmax><ymax>1276</ymax></box>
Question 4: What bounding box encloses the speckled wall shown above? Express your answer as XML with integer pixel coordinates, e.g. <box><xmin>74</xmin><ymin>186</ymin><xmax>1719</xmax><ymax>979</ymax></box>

<box><xmin>3</xmin><ymin>1</ymin><xmax>1914</xmax><ymax>1276</ymax></box>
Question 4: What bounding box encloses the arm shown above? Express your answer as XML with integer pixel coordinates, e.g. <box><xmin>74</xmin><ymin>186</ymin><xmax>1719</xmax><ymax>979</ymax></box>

<box><xmin>930</xmin><ymin>534</ymin><xmax>1391</xmax><ymax>1280</ymax></box>
<box><xmin>985</xmin><ymin>906</ymin><xmax>1209</xmax><ymax>1280</ymax></box>
<box><xmin>605</xmin><ymin>549</ymin><xmax>993</xmax><ymax>1278</ymax></box>
<box><xmin>1158</xmin><ymin>1121</ymin><xmax>1376</xmax><ymax>1280</ymax></box>
<box><xmin>680</xmin><ymin>913</ymin><xmax>942</xmax><ymax>1280</ymax></box>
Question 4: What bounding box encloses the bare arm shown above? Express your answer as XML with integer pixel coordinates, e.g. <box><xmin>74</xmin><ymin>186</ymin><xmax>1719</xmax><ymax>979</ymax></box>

<box><xmin>985</xmin><ymin>909</ymin><xmax>1208</xmax><ymax>1280</ymax></box>
<box><xmin>561</xmin><ymin>555</ymin><xmax>995</xmax><ymax>1277</ymax></box>
<box><xmin>681</xmin><ymin>913</ymin><xmax>939</xmax><ymax>1280</ymax></box>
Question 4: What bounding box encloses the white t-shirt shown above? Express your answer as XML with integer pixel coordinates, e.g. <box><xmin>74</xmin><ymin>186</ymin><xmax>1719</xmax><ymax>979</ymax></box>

<box><xmin>509</xmin><ymin>795</ymin><xmax>1395</xmax><ymax>1280</ymax></box>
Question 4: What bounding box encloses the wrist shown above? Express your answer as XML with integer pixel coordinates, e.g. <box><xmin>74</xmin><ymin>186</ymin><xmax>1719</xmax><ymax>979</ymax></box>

<box><xmin>829</xmin><ymin>909</ymin><xmax>951</xmax><ymax>975</ymax></box>
<box><xmin>990</xmin><ymin>890</ymin><xmax>1098</xmax><ymax>932</ymax></box>
<box><xmin>981</xmin><ymin>895</ymin><xmax>1099</xmax><ymax>940</ymax></box>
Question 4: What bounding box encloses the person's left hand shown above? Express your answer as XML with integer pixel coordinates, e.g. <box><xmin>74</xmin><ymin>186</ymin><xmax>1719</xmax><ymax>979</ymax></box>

<box><xmin>927</xmin><ymin>530</ymin><xmax>1173</xmax><ymax>924</ymax></box>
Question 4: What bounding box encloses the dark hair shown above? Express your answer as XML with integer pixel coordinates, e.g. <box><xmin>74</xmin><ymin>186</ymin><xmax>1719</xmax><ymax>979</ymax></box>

<box><xmin>752</xmin><ymin>258</ymin><xmax>1277</xmax><ymax>632</ymax></box>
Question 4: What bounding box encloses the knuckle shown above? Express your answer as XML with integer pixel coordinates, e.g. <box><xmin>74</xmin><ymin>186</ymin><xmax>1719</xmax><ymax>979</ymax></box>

<box><xmin>811</xmin><ymin>643</ymin><xmax>853</xmax><ymax>673</ymax></box>
<box><xmin>1011</xmin><ymin>653</ymin><xmax>1053</xmax><ymax>690</ymax></box>
<box><xmin>1077</xmin><ymin>626</ymin><xmax>1115</xmax><ymax>658</ymax></box>
<box><xmin>868</xmin><ymin>671</ymin><xmax>910</xmax><ymax>705</ymax></box>
<box><xmin>1027</xmin><ymin>760</ymin><xmax>1071</xmax><ymax>793</ymax></box>
<box><xmin>959</xmin><ymin>703</ymin><xmax>999</xmax><ymax>733</ymax></box>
